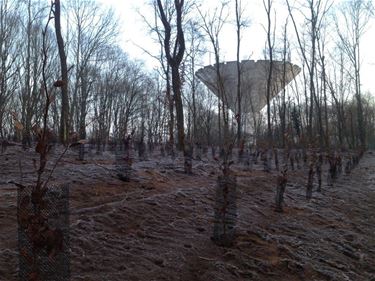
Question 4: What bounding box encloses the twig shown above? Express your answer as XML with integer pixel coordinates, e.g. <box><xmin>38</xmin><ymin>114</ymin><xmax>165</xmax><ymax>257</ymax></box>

<box><xmin>93</xmin><ymin>160</ymin><xmax>117</xmax><ymax>174</ymax></box>
<box><xmin>42</xmin><ymin>145</ymin><xmax>70</xmax><ymax>190</ymax></box>
<box><xmin>18</xmin><ymin>156</ymin><xmax>23</xmax><ymax>186</ymax></box>
<box><xmin>198</xmin><ymin>256</ymin><xmax>217</xmax><ymax>262</ymax></box>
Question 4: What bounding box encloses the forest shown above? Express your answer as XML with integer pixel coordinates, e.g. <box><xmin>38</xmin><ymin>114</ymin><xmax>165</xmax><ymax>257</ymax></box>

<box><xmin>0</xmin><ymin>0</ymin><xmax>375</xmax><ymax>280</ymax></box>
<box><xmin>0</xmin><ymin>0</ymin><xmax>374</xmax><ymax>149</ymax></box>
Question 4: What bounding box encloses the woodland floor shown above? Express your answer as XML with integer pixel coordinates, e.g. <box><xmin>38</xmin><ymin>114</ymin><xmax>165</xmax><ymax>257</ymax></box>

<box><xmin>0</xmin><ymin>146</ymin><xmax>375</xmax><ymax>281</ymax></box>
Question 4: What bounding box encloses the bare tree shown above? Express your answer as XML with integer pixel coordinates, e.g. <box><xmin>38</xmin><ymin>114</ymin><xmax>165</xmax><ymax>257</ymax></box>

<box><xmin>156</xmin><ymin>0</ymin><xmax>186</xmax><ymax>151</ymax></box>
<box><xmin>234</xmin><ymin>0</ymin><xmax>247</xmax><ymax>146</ymax></box>
<box><xmin>18</xmin><ymin>0</ymin><xmax>48</xmax><ymax>147</ymax></box>
<box><xmin>286</xmin><ymin>0</ymin><xmax>332</xmax><ymax>146</ymax></box>
<box><xmin>335</xmin><ymin>0</ymin><xmax>374</xmax><ymax>148</ymax></box>
<box><xmin>184</xmin><ymin>19</ymin><xmax>205</xmax><ymax>143</ymax></box>
<box><xmin>279</xmin><ymin>17</ymin><xmax>290</xmax><ymax>147</ymax></box>
<box><xmin>316</xmin><ymin>18</ymin><xmax>330</xmax><ymax>147</ymax></box>
<box><xmin>197</xmin><ymin>1</ymin><xmax>230</xmax><ymax>149</ymax></box>
<box><xmin>0</xmin><ymin>0</ymin><xmax>19</xmax><ymax>138</ymax></box>
<box><xmin>140</xmin><ymin>1</ymin><xmax>175</xmax><ymax>150</ymax></box>
<box><xmin>263</xmin><ymin>0</ymin><xmax>275</xmax><ymax>145</ymax></box>
<box><xmin>53</xmin><ymin>0</ymin><xmax>69</xmax><ymax>144</ymax></box>
<box><xmin>68</xmin><ymin>0</ymin><xmax>118</xmax><ymax>141</ymax></box>
<box><xmin>327</xmin><ymin>45</ymin><xmax>351</xmax><ymax>147</ymax></box>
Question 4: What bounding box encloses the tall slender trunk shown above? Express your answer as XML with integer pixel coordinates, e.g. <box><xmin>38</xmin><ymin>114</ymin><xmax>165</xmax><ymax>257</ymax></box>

<box><xmin>166</xmin><ymin>66</ymin><xmax>174</xmax><ymax>147</ymax></box>
<box><xmin>156</xmin><ymin>0</ymin><xmax>186</xmax><ymax>152</ymax></box>
<box><xmin>281</xmin><ymin>37</ymin><xmax>287</xmax><ymax>147</ymax></box>
<box><xmin>235</xmin><ymin>0</ymin><xmax>242</xmax><ymax>146</ymax></box>
<box><xmin>265</xmin><ymin>0</ymin><xmax>273</xmax><ymax>145</ymax></box>
<box><xmin>171</xmin><ymin>66</ymin><xmax>184</xmax><ymax>150</ymax></box>
<box><xmin>355</xmin><ymin>45</ymin><xmax>365</xmax><ymax>147</ymax></box>
<box><xmin>191</xmin><ymin>55</ymin><xmax>197</xmax><ymax>142</ymax></box>
<box><xmin>54</xmin><ymin>0</ymin><xmax>69</xmax><ymax>144</ymax></box>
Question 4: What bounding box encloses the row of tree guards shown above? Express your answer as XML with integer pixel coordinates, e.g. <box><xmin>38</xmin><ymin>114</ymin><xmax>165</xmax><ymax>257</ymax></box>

<box><xmin>62</xmin><ymin>125</ymin><xmax>366</xmax><ymax>244</ymax></box>
<box><xmin>87</xmin><ymin>136</ymin><xmax>366</xmax><ymax>246</ymax></box>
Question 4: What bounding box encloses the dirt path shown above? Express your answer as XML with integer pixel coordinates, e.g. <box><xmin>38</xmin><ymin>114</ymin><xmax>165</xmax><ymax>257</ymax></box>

<box><xmin>1</xmin><ymin>148</ymin><xmax>374</xmax><ymax>280</ymax></box>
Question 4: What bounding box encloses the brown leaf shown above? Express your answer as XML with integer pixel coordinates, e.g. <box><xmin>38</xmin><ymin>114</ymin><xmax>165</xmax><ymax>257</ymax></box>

<box><xmin>69</xmin><ymin>139</ymin><xmax>87</xmax><ymax>147</ymax></box>
<box><xmin>20</xmin><ymin>195</ymin><xmax>30</xmax><ymax>208</ymax></box>
<box><xmin>14</xmin><ymin>121</ymin><xmax>24</xmax><ymax>131</ymax></box>
<box><xmin>35</xmin><ymin>140</ymin><xmax>46</xmax><ymax>154</ymax></box>
<box><xmin>69</xmin><ymin>142</ymin><xmax>80</xmax><ymax>148</ymax></box>
<box><xmin>53</xmin><ymin>80</ymin><xmax>65</xmax><ymax>87</ymax></box>
<box><xmin>31</xmin><ymin>189</ymin><xmax>42</xmax><ymax>205</ymax></box>
<box><xmin>20</xmin><ymin>247</ymin><xmax>33</xmax><ymax>265</ymax></box>
<box><xmin>46</xmin><ymin>228</ymin><xmax>64</xmax><ymax>259</ymax></box>
<box><xmin>32</xmin><ymin>124</ymin><xmax>43</xmax><ymax>139</ymax></box>
<box><xmin>28</xmin><ymin>271</ymin><xmax>39</xmax><ymax>281</ymax></box>
<box><xmin>9</xmin><ymin>181</ymin><xmax>27</xmax><ymax>189</ymax></box>
<box><xmin>10</xmin><ymin>111</ymin><xmax>17</xmax><ymax>120</ymax></box>
<box><xmin>31</xmin><ymin>229</ymin><xmax>45</xmax><ymax>249</ymax></box>
<box><xmin>18</xmin><ymin>209</ymin><xmax>30</xmax><ymax>228</ymax></box>
<box><xmin>48</xmin><ymin>93</ymin><xmax>56</xmax><ymax>104</ymax></box>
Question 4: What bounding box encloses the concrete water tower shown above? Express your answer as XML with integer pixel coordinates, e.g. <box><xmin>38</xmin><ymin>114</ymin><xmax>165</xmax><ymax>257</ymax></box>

<box><xmin>196</xmin><ymin>60</ymin><xmax>301</xmax><ymax>115</ymax></box>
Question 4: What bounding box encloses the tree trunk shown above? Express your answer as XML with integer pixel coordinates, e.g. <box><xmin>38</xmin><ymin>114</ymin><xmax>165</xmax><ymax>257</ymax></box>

<box><xmin>171</xmin><ymin>66</ymin><xmax>185</xmax><ymax>151</ymax></box>
<box><xmin>54</xmin><ymin>0</ymin><xmax>69</xmax><ymax>144</ymax></box>
<box><xmin>156</xmin><ymin>0</ymin><xmax>186</xmax><ymax>152</ymax></box>
<box><xmin>235</xmin><ymin>0</ymin><xmax>242</xmax><ymax>146</ymax></box>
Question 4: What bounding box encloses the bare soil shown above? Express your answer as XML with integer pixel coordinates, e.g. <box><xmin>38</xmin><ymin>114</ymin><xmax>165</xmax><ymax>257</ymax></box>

<box><xmin>1</xmin><ymin>147</ymin><xmax>375</xmax><ymax>281</ymax></box>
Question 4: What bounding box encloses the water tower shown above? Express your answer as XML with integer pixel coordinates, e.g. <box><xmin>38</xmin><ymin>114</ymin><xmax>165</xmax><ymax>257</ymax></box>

<box><xmin>196</xmin><ymin>60</ymin><xmax>301</xmax><ymax>115</ymax></box>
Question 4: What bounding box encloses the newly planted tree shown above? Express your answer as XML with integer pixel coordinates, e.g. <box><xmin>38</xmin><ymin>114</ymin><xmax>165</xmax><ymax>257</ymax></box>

<box><xmin>17</xmin><ymin>6</ymin><xmax>73</xmax><ymax>279</ymax></box>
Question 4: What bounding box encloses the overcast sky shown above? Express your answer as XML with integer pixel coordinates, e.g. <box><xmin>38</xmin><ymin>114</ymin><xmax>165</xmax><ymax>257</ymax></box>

<box><xmin>97</xmin><ymin>0</ymin><xmax>375</xmax><ymax>95</ymax></box>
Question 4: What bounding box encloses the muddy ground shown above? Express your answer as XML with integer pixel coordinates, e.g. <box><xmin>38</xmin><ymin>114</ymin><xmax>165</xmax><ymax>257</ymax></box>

<box><xmin>0</xmin><ymin>146</ymin><xmax>375</xmax><ymax>281</ymax></box>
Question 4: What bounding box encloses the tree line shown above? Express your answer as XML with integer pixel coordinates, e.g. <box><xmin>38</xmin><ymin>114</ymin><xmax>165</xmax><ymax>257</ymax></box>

<box><xmin>0</xmin><ymin>0</ymin><xmax>374</xmax><ymax>153</ymax></box>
